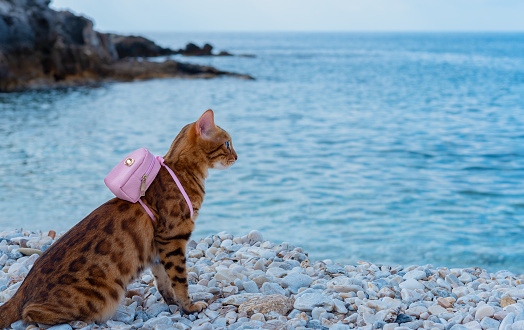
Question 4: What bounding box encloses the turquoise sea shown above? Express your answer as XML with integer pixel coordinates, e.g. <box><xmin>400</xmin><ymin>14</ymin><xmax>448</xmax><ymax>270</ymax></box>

<box><xmin>1</xmin><ymin>32</ymin><xmax>523</xmax><ymax>273</ymax></box>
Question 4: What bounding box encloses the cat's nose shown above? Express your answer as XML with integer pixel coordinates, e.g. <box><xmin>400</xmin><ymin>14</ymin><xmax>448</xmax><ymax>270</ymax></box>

<box><xmin>234</xmin><ymin>154</ymin><xmax>238</xmax><ymax>161</ymax></box>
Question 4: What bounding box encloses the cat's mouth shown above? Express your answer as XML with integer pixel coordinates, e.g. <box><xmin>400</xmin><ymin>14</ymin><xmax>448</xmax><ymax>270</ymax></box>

<box><xmin>213</xmin><ymin>158</ymin><xmax>236</xmax><ymax>170</ymax></box>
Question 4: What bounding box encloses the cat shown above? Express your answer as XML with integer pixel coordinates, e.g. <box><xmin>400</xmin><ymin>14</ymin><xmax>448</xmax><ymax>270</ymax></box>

<box><xmin>0</xmin><ymin>109</ymin><xmax>237</xmax><ymax>328</ymax></box>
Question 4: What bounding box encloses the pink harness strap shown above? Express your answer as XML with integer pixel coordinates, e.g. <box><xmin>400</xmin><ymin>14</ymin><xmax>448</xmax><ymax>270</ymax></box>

<box><xmin>156</xmin><ymin>156</ymin><xmax>194</xmax><ymax>218</ymax></box>
<box><xmin>139</xmin><ymin>156</ymin><xmax>193</xmax><ymax>222</ymax></box>
<box><xmin>138</xmin><ymin>199</ymin><xmax>156</xmax><ymax>221</ymax></box>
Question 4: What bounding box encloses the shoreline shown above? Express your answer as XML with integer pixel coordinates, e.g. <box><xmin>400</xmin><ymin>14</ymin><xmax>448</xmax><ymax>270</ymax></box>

<box><xmin>1</xmin><ymin>229</ymin><xmax>523</xmax><ymax>330</ymax></box>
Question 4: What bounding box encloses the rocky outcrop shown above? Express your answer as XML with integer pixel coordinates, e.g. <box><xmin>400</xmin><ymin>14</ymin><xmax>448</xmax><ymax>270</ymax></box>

<box><xmin>109</xmin><ymin>34</ymin><xmax>173</xmax><ymax>58</ymax></box>
<box><xmin>177</xmin><ymin>42</ymin><xmax>235</xmax><ymax>56</ymax></box>
<box><xmin>110</xmin><ymin>38</ymin><xmax>240</xmax><ymax>58</ymax></box>
<box><xmin>0</xmin><ymin>0</ymin><xmax>252</xmax><ymax>92</ymax></box>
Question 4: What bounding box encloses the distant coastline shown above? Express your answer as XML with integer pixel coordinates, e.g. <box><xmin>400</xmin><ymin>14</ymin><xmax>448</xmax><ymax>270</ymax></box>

<box><xmin>0</xmin><ymin>0</ymin><xmax>253</xmax><ymax>92</ymax></box>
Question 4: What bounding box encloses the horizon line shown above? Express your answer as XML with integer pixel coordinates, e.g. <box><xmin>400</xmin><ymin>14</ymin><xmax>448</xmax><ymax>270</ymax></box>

<box><xmin>99</xmin><ymin>29</ymin><xmax>524</xmax><ymax>35</ymax></box>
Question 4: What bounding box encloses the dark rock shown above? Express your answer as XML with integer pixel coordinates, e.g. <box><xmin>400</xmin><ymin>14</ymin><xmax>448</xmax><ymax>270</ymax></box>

<box><xmin>374</xmin><ymin>321</ymin><xmax>386</xmax><ymax>329</ymax></box>
<box><xmin>0</xmin><ymin>0</ymin><xmax>253</xmax><ymax>92</ymax></box>
<box><xmin>176</xmin><ymin>42</ymin><xmax>253</xmax><ymax>57</ymax></box>
<box><xmin>306</xmin><ymin>320</ymin><xmax>329</xmax><ymax>329</ymax></box>
<box><xmin>109</xmin><ymin>34</ymin><xmax>173</xmax><ymax>58</ymax></box>
<box><xmin>178</xmin><ymin>42</ymin><xmax>214</xmax><ymax>56</ymax></box>
<box><xmin>396</xmin><ymin>314</ymin><xmax>413</xmax><ymax>324</ymax></box>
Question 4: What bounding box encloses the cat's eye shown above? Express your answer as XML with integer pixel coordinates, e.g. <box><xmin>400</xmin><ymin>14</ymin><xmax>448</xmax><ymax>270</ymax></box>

<box><xmin>225</xmin><ymin>141</ymin><xmax>230</xmax><ymax>150</ymax></box>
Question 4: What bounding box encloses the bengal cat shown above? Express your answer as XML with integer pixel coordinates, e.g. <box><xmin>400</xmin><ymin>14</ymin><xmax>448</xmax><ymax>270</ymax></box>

<box><xmin>0</xmin><ymin>109</ymin><xmax>237</xmax><ymax>327</ymax></box>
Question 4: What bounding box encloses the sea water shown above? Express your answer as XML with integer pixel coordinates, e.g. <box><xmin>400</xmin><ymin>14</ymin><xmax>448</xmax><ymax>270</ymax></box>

<box><xmin>1</xmin><ymin>32</ymin><xmax>523</xmax><ymax>272</ymax></box>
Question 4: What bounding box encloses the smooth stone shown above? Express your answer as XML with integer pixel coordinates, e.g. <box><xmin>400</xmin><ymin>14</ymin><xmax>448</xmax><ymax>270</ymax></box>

<box><xmin>452</xmin><ymin>287</ymin><xmax>468</xmax><ymax>298</ymax></box>
<box><xmin>333</xmin><ymin>299</ymin><xmax>348</xmax><ymax>314</ymax></box>
<box><xmin>10</xmin><ymin>320</ymin><xmax>32</xmax><ymax>330</ymax></box>
<box><xmin>254</xmin><ymin>259</ymin><xmax>266</xmax><ymax>271</ymax></box>
<box><xmin>243</xmin><ymin>279</ymin><xmax>259</xmax><ymax>293</ymax></box>
<box><xmin>246</xmin><ymin>247</ymin><xmax>276</xmax><ymax>260</ymax></box>
<box><xmin>479</xmin><ymin>317</ymin><xmax>500</xmax><ymax>329</ymax></box>
<box><xmin>250</xmin><ymin>312</ymin><xmax>265</xmax><ymax>322</ymax></box>
<box><xmin>445</xmin><ymin>274</ymin><xmax>461</xmax><ymax>285</ymax></box>
<box><xmin>493</xmin><ymin>310</ymin><xmax>509</xmax><ymax>321</ymax></box>
<box><xmin>246</xmin><ymin>230</ymin><xmax>263</xmax><ymax>244</ymax></box>
<box><xmin>261</xmin><ymin>282</ymin><xmax>286</xmax><ymax>296</ymax></box>
<box><xmin>225</xmin><ymin>311</ymin><xmax>237</xmax><ymax>324</ymax></box>
<box><xmin>220</xmin><ymin>239</ymin><xmax>233</xmax><ymax>249</ymax></box>
<box><xmin>311</xmin><ymin>307</ymin><xmax>326</xmax><ymax>320</ymax></box>
<box><xmin>266</xmin><ymin>267</ymin><xmax>288</xmax><ymax>278</ymax></box>
<box><xmin>251</xmin><ymin>274</ymin><xmax>273</xmax><ymax>288</ymax></box>
<box><xmin>507</xmin><ymin>289</ymin><xmax>524</xmax><ymax>299</ymax></box>
<box><xmin>501</xmin><ymin>296</ymin><xmax>517</xmax><ymax>308</ymax></box>
<box><xmin>513</xmin><ymin>321</ymin><xmax>524</xmax><ymax>330</ymax></box>
<box><xmin>499</xmin><ymin>312</ymin><xmax>515</xmax><ymax>329</ymax></box>
<box><xmin>449</xmin><ymin>325</ymin><xmax>468</xmax><ymax>330</ymax></box>
<box><xmin>463</xmin><ymin>320</ymin><xmax>482</xmax><ymax>329</ymax></box>
<box><xmin>437</xmin><ymin>297</ymin><xmax>452</xmax><ymax>308</ymax></box>
<box><xmin>366</xmin><ymin>299</ymin><xmax>393</xmax><ymax>311</ymax></box>
<box><xmin>403</xmin><ymin>270</ymin><xmax>426</xmax><ymax>281</ymax></box>
<box><xmin>281</xmin><ymin>273</ymin><xmax>313</xmax><ymax>290</ymax></box>
<box><xmin>326</xmin><ymin>277</ymin><xmax>363</xmax><ymax>290</ymax></box>
<box><xmin>459</xmin><ymin>273</ymin><xmax>474</xmax><ymax>283</ymax></box>
<box><xmin>475</xmin><ymin>305</ymin><xmax>495</xmax><ymax>320</ymax></box>
<box><xmin>222</xmin><ymin>286</ymin><xmax>238</xmax><ymax>296</ymax></box>
<box><xmin>147</xmin><ymin>303</ymin><xmax>169</xmax><ymax>317</ymax></box>
<box><xmin>142</xmin><ymin>316</ymin><xmax>174</xmax><ymax>329</ymax></box>
<box><xmin>7</xmin><ymin>263</ymin><xmax>28</xmax><ymax>276</ymax></box>
<box><xmin>399</xmin><ymin>279</ymin><xmax>424</xmax><ymax>290</ymax></box>
<box><xmin>428</xmin><ymin>305</ymin><xmax>447</xmax><ymax>315</ymax></box>
<box><xmin>16</xmin><ymin>248</ymin><xmax>43</xmax><ymax>256</ymax></box>
<box><xmin>294</xmin><ymin>292</ymin><xmax>334</xmax><ymax>312</ymax></box>
<box><xmin>374</xmin><ymin>271</ymin><xmax>391</xmax><ymax>280</ymax></box>
<box><xmin>188</xmin><ymin>249</ymin><xmax>203</xmax><ymax>258</ymax></box>
<box><xmin>457</xmin><ymin>294</ymin><xmax>480</xmax><ymax>305</ymax></box>
<box><xmin>406</xmin><ymin>305</ymin><xmax>427</xmax><ymax>317</ymax></box>
<box><xmin>382</xmin><ymin>324</ymin><xmax>397</xmax><ymax>330</ymax></box>
<box><xmin>400</xmin><ymin>288</ymin><xmax>424</xmax><ymax>302</ymax></box>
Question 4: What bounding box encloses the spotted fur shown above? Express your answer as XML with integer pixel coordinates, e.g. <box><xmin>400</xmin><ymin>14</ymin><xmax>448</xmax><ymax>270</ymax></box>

<box><xmin>0</xmin><ymin>110</ymin><xmax>237</xmax><ymax>327</ymax></box>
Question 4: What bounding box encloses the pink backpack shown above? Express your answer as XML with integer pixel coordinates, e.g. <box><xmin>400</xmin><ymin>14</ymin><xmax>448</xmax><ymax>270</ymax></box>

<box><xmin>104</xmin><ymin>148</ymin><xmax>193</xmax><ymax>222</ymax></box>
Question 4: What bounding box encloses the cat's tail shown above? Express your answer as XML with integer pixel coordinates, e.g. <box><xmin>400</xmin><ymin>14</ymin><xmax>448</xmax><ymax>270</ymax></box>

<box><xmin>0</xmin><ymin>296</ymin><xmax>22</xmax><ymax>329</ymax></box>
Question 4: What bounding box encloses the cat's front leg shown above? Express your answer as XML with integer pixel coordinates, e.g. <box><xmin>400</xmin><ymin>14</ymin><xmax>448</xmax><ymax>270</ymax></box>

<box><xmin>155</xmin><ymin>238</ymin><xmax>207</xmax><ymax>314</ymax></box>
<box><xmin>151</xmin><ymin>261</ymin><xmax>176</xmax><ymax>306</ymax></box>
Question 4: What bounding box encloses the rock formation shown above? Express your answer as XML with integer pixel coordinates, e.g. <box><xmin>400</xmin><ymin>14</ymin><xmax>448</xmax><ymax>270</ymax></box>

<box><xmin>0</xmin><ymin>0</ymin><xmax>252</xmax><ymax>92</ymax></box>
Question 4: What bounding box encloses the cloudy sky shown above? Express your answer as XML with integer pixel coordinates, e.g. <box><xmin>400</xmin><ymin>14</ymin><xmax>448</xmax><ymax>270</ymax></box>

<box><xmin>51</xmin><ymin>0</ymin><xmax>524</xmax><ymax>33</ymax></box>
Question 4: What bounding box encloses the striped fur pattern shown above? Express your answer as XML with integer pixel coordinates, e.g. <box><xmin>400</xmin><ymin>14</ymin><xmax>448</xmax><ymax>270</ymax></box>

<box><xmin>0</xmin><ymin>110</ymin><xmax>237</xmax><ymax>327</ymax></box>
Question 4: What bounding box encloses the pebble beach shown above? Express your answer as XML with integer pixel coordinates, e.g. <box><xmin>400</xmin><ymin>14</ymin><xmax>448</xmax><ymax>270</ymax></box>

<box><xmin>1</xmin><ymin>230</ymin><xmax>524</xmax><ymax>330</ymax></box>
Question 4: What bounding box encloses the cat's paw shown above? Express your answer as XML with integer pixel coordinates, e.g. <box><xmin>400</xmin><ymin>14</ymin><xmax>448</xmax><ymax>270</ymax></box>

<box><xmin>181</xmin><ymin>301</ymin><xmax>208</xmax><ymax>314</ymax></box>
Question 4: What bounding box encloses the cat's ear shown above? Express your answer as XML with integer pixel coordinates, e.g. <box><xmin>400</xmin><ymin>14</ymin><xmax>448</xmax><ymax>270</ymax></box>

<box><xmin>196</xmin><ymin>109</ymin><xmax>216</xmax><ymax>140</ymax></box>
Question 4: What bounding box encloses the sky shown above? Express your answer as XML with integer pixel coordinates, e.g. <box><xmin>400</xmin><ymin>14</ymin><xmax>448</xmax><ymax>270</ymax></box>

<box><xmin>51</xmin><ymin>0</ymin><xmax>524</xmax><ymax>33</ymax></box>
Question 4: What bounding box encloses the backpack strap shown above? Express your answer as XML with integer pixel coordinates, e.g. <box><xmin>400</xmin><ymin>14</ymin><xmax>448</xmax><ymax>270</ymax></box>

<box><xmin>138</xmin><ymin>199</ymin><xmax>156</xmax><ymax>222</ymax></box>
<box><xmin>157</xmin><ymin>156</ymin><xmax>194</xmax><ymax>218</ymax></box>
